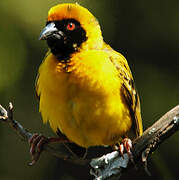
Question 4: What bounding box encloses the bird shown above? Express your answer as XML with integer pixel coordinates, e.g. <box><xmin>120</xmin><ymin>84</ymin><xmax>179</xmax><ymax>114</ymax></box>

<box><xmin>29</xmin><ymin>3</ymin><xmax>143</xmax><ymax>164</ymax></box>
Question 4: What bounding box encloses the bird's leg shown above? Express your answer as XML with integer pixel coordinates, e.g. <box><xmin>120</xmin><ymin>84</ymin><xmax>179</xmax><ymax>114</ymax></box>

<box><xmin>28</xmin><ymin>133</ymin><xmax>70</xmax><ymax>165</ymax></box>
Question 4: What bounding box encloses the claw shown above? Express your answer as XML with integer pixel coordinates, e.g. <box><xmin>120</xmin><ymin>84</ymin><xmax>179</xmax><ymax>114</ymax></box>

<box><xmin>28</xmin><ymin>133</ymin><xmax>48</xmax><ymax>166</ymax></box>
<box><xmin>123</xmin><ymin>138</ymin><xmax>132</xmax><ymax>153</ymax></box>
<box><xmin>28</xmin><ymin>133</ymin><xmax>70</xmax><ymax>165</ymax></box>
<box><xmin>37</xmin><ymin>136</ymin><xmax>48</xmax><ymax>152</ymax></box>
<box><xmin>119</xmin><ymin>143</ymin><xmax>124</xmax><ymax>157</ymax></box>
<box><xmin>28</xmin><ymin>152</ymin><xmax>41</xmax><ymax>166</ymax></box>
<box><xmin>112</xmin><ymin>138</ymin><xmax>134</xmax><ymax>163</ymax></box>
<box><xmin>123</xmin><ymin>138</ymin><xmax>135</xmax><ymax>165</ymax></box>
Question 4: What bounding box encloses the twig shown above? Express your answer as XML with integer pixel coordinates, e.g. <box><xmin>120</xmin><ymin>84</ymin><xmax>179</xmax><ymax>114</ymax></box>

<box><xmin>0</xmin><ymin>103</ymin><xmax>89</xmax><ymax>166</ymax></box>
<box><xmin>0</xmin><ymin>103</ymin><xmax>179</xmax><ymax>179</ymax></box>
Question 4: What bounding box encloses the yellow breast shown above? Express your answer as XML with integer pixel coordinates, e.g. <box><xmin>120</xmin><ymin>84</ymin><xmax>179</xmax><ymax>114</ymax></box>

<box><xmin>36</xmin><ymin>50</ymin><xmax>132</xmax><ymax>147</ymax></box>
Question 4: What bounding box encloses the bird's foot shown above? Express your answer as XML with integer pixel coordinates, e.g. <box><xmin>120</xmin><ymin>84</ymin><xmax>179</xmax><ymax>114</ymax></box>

<box><xmin>28</xmin><ymin>133</ymin><xmax>69</xmax><ymax>166</ymax></box>
<box><xmin>113</xmin><ymin>138</ymin><xmax>134</xmax><ymax>163</ymax></box>
<box><xmin>119</xmin><ymin>138</ymin><xmax>134</xmax><ymax>162</ymax></box>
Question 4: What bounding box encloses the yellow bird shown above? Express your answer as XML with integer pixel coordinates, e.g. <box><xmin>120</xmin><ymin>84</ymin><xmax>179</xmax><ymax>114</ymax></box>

<box><xmin>29</xmin><ymin>3</ymin><xmax>143</xmax><ymax>163</ymax></box>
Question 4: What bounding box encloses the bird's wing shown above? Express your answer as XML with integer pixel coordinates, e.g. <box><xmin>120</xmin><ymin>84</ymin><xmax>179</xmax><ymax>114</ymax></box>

<box><xmin>109</xmin><ymin>51</ymin><xmax>143</xmax><ymax>137</ymax></box>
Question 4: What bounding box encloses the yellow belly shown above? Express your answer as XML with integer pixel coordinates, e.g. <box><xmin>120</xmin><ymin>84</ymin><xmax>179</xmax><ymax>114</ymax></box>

<box><xmin>37</xmin><ymin>51</ymin><xmax>132</xmax><ymax>148</ymax></box>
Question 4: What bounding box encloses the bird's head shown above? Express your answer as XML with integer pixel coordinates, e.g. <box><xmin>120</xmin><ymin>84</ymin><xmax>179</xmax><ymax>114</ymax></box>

<box><xmin>39</xmin><ymin>3</ymin><xmax>103</xmax><ymax>60</ymax></box>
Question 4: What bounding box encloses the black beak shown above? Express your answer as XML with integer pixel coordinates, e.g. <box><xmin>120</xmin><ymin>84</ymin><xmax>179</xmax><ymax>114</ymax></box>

<box><xmin>39</xmin><ymin>22</ymin><xmax>64</xmax><ymax>40</ymax></box>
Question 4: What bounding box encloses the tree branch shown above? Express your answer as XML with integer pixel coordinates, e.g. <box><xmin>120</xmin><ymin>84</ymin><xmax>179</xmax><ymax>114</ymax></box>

<box><xmin>0</xmin><ymin>103</ymin><xmax>89</xmax><ymax>166</ymax></box>
<box><xmin>90</xmin><ymin>105</ymin><xmax>179</xmax><ymax>179</ymax></box>
<box><xmin>0</xmin><ymin>102</ymin><xmax>179</xmax><ymax>179</ymax></box>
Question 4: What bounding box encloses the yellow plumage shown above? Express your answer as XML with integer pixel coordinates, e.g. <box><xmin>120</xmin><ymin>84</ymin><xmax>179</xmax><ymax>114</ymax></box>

<box><xmin>36</xmin><ymin>3</ymin><xmax>143</xmax><ymax>148</ymax></box>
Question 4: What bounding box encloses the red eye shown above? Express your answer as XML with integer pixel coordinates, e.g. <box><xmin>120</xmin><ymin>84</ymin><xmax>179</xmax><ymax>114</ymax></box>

<box><xmin>66</xmin><ymin>22</ymin><xmax>76</xmax><ymax>31</ymax></box>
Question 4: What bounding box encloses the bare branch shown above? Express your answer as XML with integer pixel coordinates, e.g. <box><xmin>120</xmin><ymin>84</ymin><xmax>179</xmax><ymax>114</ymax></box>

<box><xmin>90</xmin><ymin>105</ymin><xmax>179</xmax><ymax>179</ymax></box>
<box><xmin>0</xmin><ymin>103</ymin><xmax>89</xmax><ymax>166</ymax></box>
<box><xmin>0</xmin><ymin>103</ymin><xmax>179</xmax><ymax>180</ymax></box>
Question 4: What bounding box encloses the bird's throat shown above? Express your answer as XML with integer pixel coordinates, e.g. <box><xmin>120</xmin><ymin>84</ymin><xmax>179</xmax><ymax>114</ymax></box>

<box><xmin>47</xmin><ymin>38</ymin><xmax>76</xmax><ymax>61</ymax></box>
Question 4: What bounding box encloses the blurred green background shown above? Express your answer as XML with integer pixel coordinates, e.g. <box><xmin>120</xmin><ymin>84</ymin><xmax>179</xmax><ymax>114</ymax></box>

<box><xmin>0</xmin><ymin>0</ymin><xmax>179</xmax><ymax>179</ymax></box>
